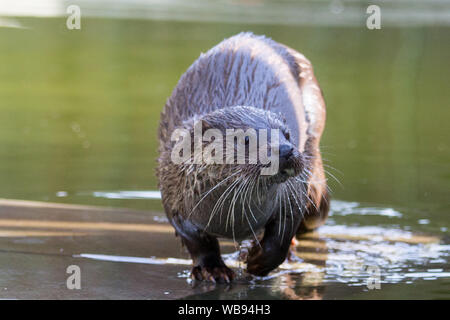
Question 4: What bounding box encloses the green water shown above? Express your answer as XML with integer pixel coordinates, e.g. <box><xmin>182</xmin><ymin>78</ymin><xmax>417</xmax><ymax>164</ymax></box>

<box><xmin>0</xmin><ymin>18</ymin><xmax>449</xmax><ymax>298</ymax></box>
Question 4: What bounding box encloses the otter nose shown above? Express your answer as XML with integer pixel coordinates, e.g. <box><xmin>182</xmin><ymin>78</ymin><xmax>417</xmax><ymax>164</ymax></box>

<box><xmin>279</xmin><ymin>144</ymin><xmax>294</xmax><ymax>160</ymax></box>
<box><xmin>279</xmin><ymin>144</ymin><xmax>294</xmax><ymax>174</ymax></box>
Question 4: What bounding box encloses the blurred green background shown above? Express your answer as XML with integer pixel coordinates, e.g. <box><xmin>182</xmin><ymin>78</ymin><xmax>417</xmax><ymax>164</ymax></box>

<box><xmin>0</xmin><ymin>18</ymin><xmax>448</xmax><ymax>234</ymax></box>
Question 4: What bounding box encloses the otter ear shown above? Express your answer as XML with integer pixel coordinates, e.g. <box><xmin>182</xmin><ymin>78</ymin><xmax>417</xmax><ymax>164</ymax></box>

<box><xmin>202</xmin><ymin>120</ymin><xmax>213</xmax><ymax>132</ymax></box>
<box><xmin>201</xmin><ymin>120</ymin><xmax>213</xmax><ymax>133</ymax></box>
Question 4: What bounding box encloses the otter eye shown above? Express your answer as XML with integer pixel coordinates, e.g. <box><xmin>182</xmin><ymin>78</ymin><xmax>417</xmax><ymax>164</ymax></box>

<box><xmin>283</xmin><ymin>131</ymin><xmax>290</xmax><ymax>140</ymax></box>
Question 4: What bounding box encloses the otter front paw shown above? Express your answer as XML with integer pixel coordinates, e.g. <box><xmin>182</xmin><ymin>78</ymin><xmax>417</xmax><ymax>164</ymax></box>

<box><xmin>191</xmin><ymin>265</ymin><xmax>235</xmax><ymax>283</ymax></box>
<box><xmin>246</xmin><ymin>244</ymin><xmax>285</xmax><ymax>276</ymax></box>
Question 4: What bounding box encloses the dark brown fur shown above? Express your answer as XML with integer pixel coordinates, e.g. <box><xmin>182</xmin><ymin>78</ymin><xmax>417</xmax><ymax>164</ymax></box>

<box><xmin>157</xmin><ymin>33</ymin><xmax>329</xmax><ymax>281</ymax></box>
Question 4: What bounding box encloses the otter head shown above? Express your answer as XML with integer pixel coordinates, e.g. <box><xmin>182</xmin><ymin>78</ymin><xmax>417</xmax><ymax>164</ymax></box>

<box><xmin>168</xmin><ymin>105</ymin><xmax>307</xmax><ymax>238</ymax></box>
<box><xmin>171</xmin><ymin>106</ymin><xmax>305</xmax><ymax>186</ymax></box>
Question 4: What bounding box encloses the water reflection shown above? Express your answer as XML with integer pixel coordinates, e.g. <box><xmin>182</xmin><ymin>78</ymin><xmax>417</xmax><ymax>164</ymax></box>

<box><xmin>76</xmin><ymin>198</ymin><xmax>449</xmax><ymax>298</ymax></box>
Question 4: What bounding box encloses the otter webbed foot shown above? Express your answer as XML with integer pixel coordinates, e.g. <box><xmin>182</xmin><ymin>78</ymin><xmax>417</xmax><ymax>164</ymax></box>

<box><xmin>246</xmin><ymin>215</ymin><xmax>301</xmax><ymax>276</ymax></box>
<box><xmin>246</xmin><ymin>240</ymin><xmax>288</xmax><ymax>276</ymax></box>
<box><xmin>169</xmin><ymin>214</ymin><xmax>235</xmax><ymax>283</ymax></box>
<box><xmin>191</xmin><ymin>263</ymin><xmax>235</xmax><ymax>283</ymax></box>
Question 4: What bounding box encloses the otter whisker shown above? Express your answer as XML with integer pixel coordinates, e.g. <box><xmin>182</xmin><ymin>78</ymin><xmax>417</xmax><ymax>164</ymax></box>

<box><xmin>294</xmin><ymin>177</ymin><xmax>320</xmax><ymax>213</ymax></box>
<box><xmin>303</xmin><ymin>168</ymin><xmax>327</xmax><ymax>185</ymax></box>
<box><xmin>277</xmin><ymin>189</ymin><xmax>283</xmax><ymax>236</ymax></box>
<box><xmin>280</xmin><ymin>184</ymin><xmax>288</xmax><ymax>243</ymax></box>
<box><xmin>206</xmin><ymin>175</ymin><xmax>242</xmax><ymax>231</ymax></box>
<box><xmin>239</xmin><ymin>173</ymin><xmax>255</xmax><ymax>222</ymax></box>
<box><xmin>248</xmin><ymin>173</ymin><xmax>261</xmax><ymax>222</ymax></box>
<box><xmin>239</xmin><ymin>173</ymin><xmax>254</xmax><ymax>224</ymax></box>
<box><xmin>215</xmin><ymin>177</ymin><xmax>242</xmax><ymax>224</ymax></box>
<box><xmin>226</xmin><ymin>174</ymin><xmax>252</xmax><ymax>244</ymax></box>
<box><xmin>323</xmin><ymin>163</ymin><xmax>344</xmax><ymax>175</ymax></box>
<box><xmin>188</xmin><ymin>169</ymin><xmax>240</xmax><ymax>218</ymax></box>
<box><xmin>286</xmin><ymin>180</ymin><xmax>306</xmax><ymax>215</ymax></box>
<box><xmin>238</xmin><ymin>174</ymin><xmax>261</xmax><ymax>246</ymax></box>
<box><xmin>228</xmin><ymin>174</ymin><xmax>249</xmax><ymax>230</ymax></box>
<box><xmin>281</xmin><ymin>183</ymin><xmax>293</xmax><ymax>236</ymax></box>
<box><xmin>285</xmin><ymin>184</ymin><xmax>295</xmax><ymax>235</ymax></box>
<box><xmin>226</xmin><ymin>173</ymin><xmax>249</xmax><ymax>229</ymax></box>
<box><xmin>323</xmin><ymin>168</ymin><xmax>343</xmax><ymax>187</ymax></box>
<box><xmin>245</xmin><ymin>174</ymin><xmax>263</xmax><ymax>246</ymax></box>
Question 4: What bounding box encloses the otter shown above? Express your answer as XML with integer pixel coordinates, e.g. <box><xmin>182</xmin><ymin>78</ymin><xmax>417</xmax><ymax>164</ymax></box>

<box><xmin>157</xmin><ymin>32</ymin><xmax>329</xmax><ymax>282</ymax></box>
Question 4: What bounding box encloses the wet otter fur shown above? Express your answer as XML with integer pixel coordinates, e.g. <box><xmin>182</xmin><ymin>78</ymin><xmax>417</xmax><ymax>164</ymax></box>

<box><xmin>157</xmin><ymin>32</ymin><xmax>329</xmax><ymax>281</ymax></box>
